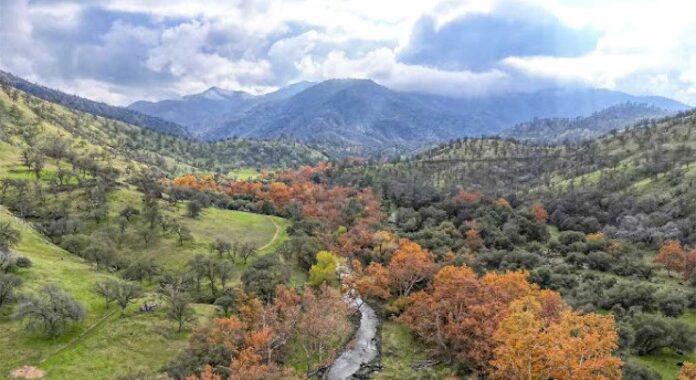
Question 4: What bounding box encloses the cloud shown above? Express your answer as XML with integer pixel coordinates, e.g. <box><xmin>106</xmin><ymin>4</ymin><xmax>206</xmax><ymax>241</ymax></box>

<box><xmin>399</xmin><ymin>1</ymin><xmax>600</xmax><ymax>71</ymax></box>
<box><xmin>0</xmin><ymin>0</ymin><xmax>695</xmax><ymax>105</ymax></box>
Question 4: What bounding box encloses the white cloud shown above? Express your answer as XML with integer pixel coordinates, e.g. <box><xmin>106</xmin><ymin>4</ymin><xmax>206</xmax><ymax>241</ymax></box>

<box><xmin>1</xmin><ymin>0</ymin><xmax>695</xmax><ymax>105</ymax></box>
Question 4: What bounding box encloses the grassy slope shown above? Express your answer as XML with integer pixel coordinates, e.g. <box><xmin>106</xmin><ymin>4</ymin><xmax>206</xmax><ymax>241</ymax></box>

<box><xmin>0</xmin><ymin>89</ymin><xmax>292</xmax><ymax>378</ymax></box>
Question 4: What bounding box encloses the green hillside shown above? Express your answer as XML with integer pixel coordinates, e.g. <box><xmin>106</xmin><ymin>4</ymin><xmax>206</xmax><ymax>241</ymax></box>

<box><xmin>0</xmin><ymin>86</ymin><xmax>294</xmax><ymax>379</ymax></box>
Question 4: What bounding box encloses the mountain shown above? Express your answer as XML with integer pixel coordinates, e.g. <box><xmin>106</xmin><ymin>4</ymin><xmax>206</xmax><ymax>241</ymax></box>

<box><xmin>130</xmin><ymin>79</ymin><xmax>688</xmax><ymax>156</ymax></box>
<box><xmin>0</xmin><ymin>70</ymin><xmax>189</xmax><ymax>136</ymax></box>
<box><xmin>500</xmin><ymin>102</ymin><xmax>674</xmax><ymax>143</ymax></box>
<box><xmin>129</xmin><ymin>81</ymin><xmax>316</xmax><ymax>136</ymax></box>
<box><xmin>207</xmin><ymin>79</ymin><xmax>482</xmax><ymax>155</ymax></box>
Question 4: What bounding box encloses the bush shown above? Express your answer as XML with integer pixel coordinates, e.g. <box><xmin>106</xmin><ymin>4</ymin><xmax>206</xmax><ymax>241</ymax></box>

<box><xmin>622</xmin><ymin>361</ymin><xmax>661</xmax><ymax>380</ymax></box>
<box><xmin>586</xmin><ymin>251</ymin><xmax>614</xmax><ymax>271</ymax></box>
<box><xmin>15</xmin><ymin>256</ymin><xmax>32</xmax><ymax>268</ymax></box>
<box><xmin>657</xmin><ymin>290</ymin><xmax>688</xmax><ymax>317</ymax></box>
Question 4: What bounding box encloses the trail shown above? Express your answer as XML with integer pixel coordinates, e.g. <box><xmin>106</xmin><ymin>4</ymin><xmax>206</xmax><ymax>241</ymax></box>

<box><xmin>38</xmin><ymin>310</ymin><xmax>117</xmax><ymax>364</ymax></box>
<box><xmin>258</xmin><ymin>216</ymin><xmax>281</xmax><ymax>251</ymax></box>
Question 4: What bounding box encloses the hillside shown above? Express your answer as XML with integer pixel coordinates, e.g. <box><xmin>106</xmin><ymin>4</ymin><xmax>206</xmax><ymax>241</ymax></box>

<box><xmin>0</xmin><ymin>84</ymin><xmax>325</xmax><ymax>174</ymax></box>
<box><xmin>501</xmin><ymin>102</ymin><xmax>673</xmax><ymax>143</ymax></box>
<box><xmin>0</xmin><ymin>70</ymin><xmax>189</xmax><ymax>137</ymax></box>
<box><xmin>0</xmin><ymin>84</ymin><xmax>295</xmax><ymax>379</ymax></box>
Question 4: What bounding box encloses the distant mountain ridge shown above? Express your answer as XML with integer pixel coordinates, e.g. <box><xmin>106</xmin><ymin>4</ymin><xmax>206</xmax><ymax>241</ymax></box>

<box><xmin>129</xmin><ymin>79</ymin><xmax>689</xmax><ymax>156</ymax></box>
<box><xmin>500</xmin><ymin>102</ymin><xmax>674</xmax><ymax>143</ymax></box>
<box><xmin>0</xmin><ymin>70</ymin><xmax>189</xmax><ymax>136</ymax></box>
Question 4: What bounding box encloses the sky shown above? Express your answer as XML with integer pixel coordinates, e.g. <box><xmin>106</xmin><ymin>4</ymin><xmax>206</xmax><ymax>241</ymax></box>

<box><xmin>1</xmin><ymin>0</ymin><xmax>695</xmax><ymax>106</ymax></box>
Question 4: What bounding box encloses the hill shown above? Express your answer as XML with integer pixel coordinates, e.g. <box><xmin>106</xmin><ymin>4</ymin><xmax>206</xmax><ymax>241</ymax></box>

<box><xmin>0</xmin><ymin>70</ymin><xmax>189</xmax><ymax>137</ymax></box>
<box><xmin>501</xmin><ymin>102</ymin><xmax>674</xmax><ymax>143</ymax></box>
<box><xmin>0</xmin><ymin>83</ymin><xmax>325</xmax><ymax>174</ymax></box>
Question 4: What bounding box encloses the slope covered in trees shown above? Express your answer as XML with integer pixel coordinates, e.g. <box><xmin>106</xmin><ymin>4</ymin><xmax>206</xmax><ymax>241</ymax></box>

<box><xmin>501</xmin><ymin>102</ymin><xmax>673</xmax><ymax>144</ymax></box>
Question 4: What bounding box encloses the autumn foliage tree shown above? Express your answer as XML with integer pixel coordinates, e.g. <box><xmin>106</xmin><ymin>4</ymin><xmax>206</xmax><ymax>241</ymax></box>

<box><xmin>490</xmin><ymin>295</ymin><xmax>622</xmax><ymax>379</ymax></box>
<box><xmin>653</xmin><ymin>240</ymin><xmax>686</xmax><ymax>276</ymax></box>
<box><xmin>684</xmin><ymin>249</ymin><xmax>696</xmax><ymax>284</ymax></box>
<box><xmin>679</xmin><ymin>362</ymin><xmax>696</xmax><ymax>380</ymax></box>
<box><xmin>387</xmin><ymin>239</ymin><xmax>436</xmax><ymax>297</ymax></box>
<box><xmin>401</xmin><ymin>265</ymin><xmax>622</xmax><ymax>377</ymax></box>
<box><xmin>530</xmin><ymin>202</ymin><xmax>548</xmax><ymax>223</ymax></box>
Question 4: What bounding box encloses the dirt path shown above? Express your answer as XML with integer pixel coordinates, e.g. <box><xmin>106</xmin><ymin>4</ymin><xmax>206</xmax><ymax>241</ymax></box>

<box><xmin>258</xmin><ymin>216</ymin><xmax>282</xmax><ymax>252</ymax></box>
<box><xmin>38</xmin><ymin>310</ymin><xmax>117</xmax><ymax>365</ymax></box>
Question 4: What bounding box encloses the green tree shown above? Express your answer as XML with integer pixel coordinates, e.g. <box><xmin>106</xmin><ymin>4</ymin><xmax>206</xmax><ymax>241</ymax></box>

<box><xmin>308</xmin><ymin>250</ymin><xmax>339</xmax><ymax>287</ymax></box>
<box><xmin>15</xmin><ymin>284</ymin><xmax>85</xmax><ymax>337</ymax></box>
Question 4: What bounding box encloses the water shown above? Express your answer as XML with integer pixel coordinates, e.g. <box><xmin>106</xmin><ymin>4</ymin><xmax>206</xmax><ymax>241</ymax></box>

<box><xmin>325</xmin><ymin>296</ymin><xmax>379</xmax><ymax>380</ymax></box>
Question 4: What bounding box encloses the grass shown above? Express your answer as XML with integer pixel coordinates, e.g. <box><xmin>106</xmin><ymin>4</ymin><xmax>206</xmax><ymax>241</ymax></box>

<box><xmin>104</xmin><ymin>188</ymin><xmax>288</xmax><ymax>274</ymax></box>
<box><xmin>375</xmin><ymin>321</ymin><xmax>457</xmax><ymax>380</ymax></box>
<box><xmin>227</xmin><ymin>167</ymin><xmax>262</xmax><ymax>180</ymax></box>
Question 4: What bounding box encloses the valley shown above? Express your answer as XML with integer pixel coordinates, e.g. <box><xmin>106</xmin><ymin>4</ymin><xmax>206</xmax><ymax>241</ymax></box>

<box><xmin>0</xmin><ymin>72</ymin><xmax>694</xmax><ymax>380</ymax></box>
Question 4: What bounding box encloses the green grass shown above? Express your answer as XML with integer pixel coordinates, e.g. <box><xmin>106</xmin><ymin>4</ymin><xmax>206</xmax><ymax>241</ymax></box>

<box><xmin>105</xmin><ymin>189</ymin><xmax>288</xmax><ymax>272</ymax></box>
<box><xmin>634</xmin><ymin>310</ymin><xmax>696</xmax><ymax>379</ymax></box>
<box><xmin>375</xmin><ymin>321</ymin><xmax>457</xmax><ymax>380</ymax></box>
<box><xmin>227</xmin><ymin>167</ymin><xmax>262</xmax><ymax>180</ymax></box>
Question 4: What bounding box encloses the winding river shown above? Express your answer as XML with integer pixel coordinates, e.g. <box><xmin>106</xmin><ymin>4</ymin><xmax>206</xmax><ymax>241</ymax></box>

<box><xmin>325</xmin><ymin>295</ymin><xmax>379</xmax><ymax>380</ymax></box>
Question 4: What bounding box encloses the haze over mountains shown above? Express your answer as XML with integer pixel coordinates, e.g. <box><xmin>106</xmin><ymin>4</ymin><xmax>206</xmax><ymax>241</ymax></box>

<box><xmin>130</xmin><ymin>78</ymin><xmax>688</xmax><ymax>154</ymax></box>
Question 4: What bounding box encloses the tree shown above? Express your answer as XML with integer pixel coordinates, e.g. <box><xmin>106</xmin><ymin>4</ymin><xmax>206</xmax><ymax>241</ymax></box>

<box><xmin>679</xmin><ymin>362</ymin><xmax>696</xmax><ymax>380</ymax></box>
<box><xmin>531</xmin><ymin>203</ymin><xmax>548</xmax><ymax>223</ymax></box>
<box><xmin>308</xmin><ymin>251</ymin><xmax>339</xmax><ymax>287</ymax></box>
<box><xmin>93</xmin><ymin>280</ymin><xmax>117</xmax><ymax>309</ymax></box>
<box><xmin>187</xmin><ymin>201</ymin><xmax>202</xmax><ymax>218</ymax></box>
<box><xmin>122</xmin><ymin>260</ymin><xmax>160</xmax><ymax>283</ymax></box>
<box><xmin>235</xmin><ymin>242</ymin><xmax>257</xmax><ymax>264</ymax></box>
<box><xmin>15</xmin><ymin>284</ymin><xmax>85</xmax><ymax>337</ymax></box>
<box><xmin>214</xmin><ymin>290</ymin><xmax>237</xmax><ymax>317</ymax></box>
<box><xmin>387</xmin><ymin>239</ymin><xmax>436</xmax><ymax>296</ymax></box>
<box><xmin>490</xmin><ymin>295</ymin><xmax>622</xmax><ymax>380</ymax></box>
<box><xmin>173</xmin><ymin>222</ymin><xmax>193</xmax><ymax>246</ymax></box>
<box><xmin>401</xmin><ymin>266</ymin><xmax>537</xmax><ymax>371</ymax></box>
<box><xmin>160</xmin><ymin>284</ymin><xmax>194</xmax><ymax>333</ymax></box>
<box><xmin>465</xmin><ymin>228</ymin><xmax>482</xmax><ymax>251</ymax></box>
<box><xmin>112</xmin><ymin>280</ymin><xmax>142</xmax><ymax>316</ymax></box>
<box><xmin>83</xmin><ymin>241</ymin><xmax>118</xmax><ymax>271</ymax></box>
<box><xmin>0</xmin><ymin>222</ymin><xmax>21</xmax><ymax>252</ymax></box>
<box><xmin>0</xmin><ymin>273</ymin><xmax>22</xmax><ymax>308</ymax></box>
<box><xmin>684</xmin><ymin>249</ymin><xmax>696</xmax><ymax>284</ymax></box>
<box><xmin>296</xmin><ymin>286</ymin><xmax>352</xmax><ymax>375</ymax></box>
<box><xmin>653</xmin><ymin>240</ymin><xmax>686</xmax><ymax>276</ymax></box>
<box><xmin>210</xmin><ymin>238</ymin><xmax>232</xmax><ymax>258</ymax></box>
<box><xmin>355</xmin><ymin>261</ymin><xmax>391</xmax><ymax>300</ymax></box>
<box><xmin>241</xmin><ymin>255</ymin><xmax>290</xmax><ymax>302</ymax></box>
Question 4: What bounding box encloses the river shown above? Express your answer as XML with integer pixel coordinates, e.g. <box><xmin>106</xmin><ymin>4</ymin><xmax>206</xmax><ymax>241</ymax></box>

<box><xmin>325</xmin><ymin>295</ymin><xmax>379</xmax><ymax>380</ymax></box>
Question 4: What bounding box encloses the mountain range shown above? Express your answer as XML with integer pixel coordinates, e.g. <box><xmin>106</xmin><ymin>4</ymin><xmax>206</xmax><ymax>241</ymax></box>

<box><xmin>129</xmin><ymin>79</ymin><xmax>689</xmax><ymax>155</ymax></box>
